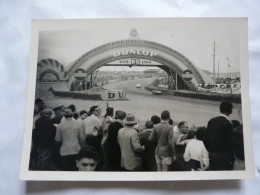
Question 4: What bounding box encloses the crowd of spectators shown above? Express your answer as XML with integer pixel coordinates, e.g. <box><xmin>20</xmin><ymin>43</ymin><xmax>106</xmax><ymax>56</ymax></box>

<box><xmin>30</xmin><ymin>99</ymin><xmax>244</xmax><ymax>172</ymax></box>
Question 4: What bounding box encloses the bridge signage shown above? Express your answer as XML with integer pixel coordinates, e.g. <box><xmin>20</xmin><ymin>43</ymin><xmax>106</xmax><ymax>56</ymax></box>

<box><xmin>107</xmin><ymin>59</ymin><xmax>163</xmax><ymax>66</ymax></box>
<box><xmin>182</xmin><ymin>69</ymin><xmax>193</xmax><ymax>81</ymax></box>
<box><xmin>74</xmin><ymin>68</ymin><xmax>86</xmax><ymax>80</ymax></box>
<box><xmin>113</xmin><ymin>49</ymin><xmax>157</xmax><ymax>57</ymax></box>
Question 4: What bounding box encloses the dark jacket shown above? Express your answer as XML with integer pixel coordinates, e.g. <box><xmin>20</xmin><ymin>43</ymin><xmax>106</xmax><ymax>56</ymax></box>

<box><xmin>139</xmin><ymin>129</ymin><xmax>157</xmax><ymax>171</ymax></box>
<box><xmin>104</xmin><ymin>121</ymin><xmax>123</xmax><ymax>171</ymax></box>
<box><xmin>149</xmin><ymin>121</ymin><xmax>175</xmax><ymax>157</ymax></box>
<box><xmin>205</xmin><ymin>116</ymin><xmax>233</xmax><ymax>153</ymax></box>
<box><xmin>232</xmin><ymin>124</ymin><xmax>244</xmax><ymax>160</ymax></box>
<box><xmin>35</xmin><ymin>116</ymin><xmax>56</xmax><ymax>147</ymax></box>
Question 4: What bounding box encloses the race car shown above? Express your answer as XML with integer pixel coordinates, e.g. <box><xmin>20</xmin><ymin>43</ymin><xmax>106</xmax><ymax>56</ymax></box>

<box><xmin>152</xmin><ymin>90</ymin><xmax>163</xmax><ymax>95</ymax></box>
<box><xmin>136</xmin><ymin>84</ymin><xmax>141</xmax><ymax>88</ymax></box>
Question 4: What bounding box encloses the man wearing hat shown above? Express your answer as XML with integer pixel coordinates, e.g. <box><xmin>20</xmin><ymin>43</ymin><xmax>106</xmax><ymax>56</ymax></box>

<box><xmin>34</xmin><ymin>108</ymin><xmax>56</xmax><ymax>170</ymax></box>
<box><xmin>55</xmin><ymin>109</ymin><xmax>85</xmax><ymax>171</ymax></box>
<box><xmin>117</xmin><ymin>113</ymin><xmax>144</xmax><ymax>171</ymax></box>
<box><xmin>52</xmin><ymin>105</ymin><xmax>64</xmax><ymax>125</ymax></box>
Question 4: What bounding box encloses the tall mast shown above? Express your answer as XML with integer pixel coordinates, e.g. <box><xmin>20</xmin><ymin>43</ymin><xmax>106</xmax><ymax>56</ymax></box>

<box><xmin>218</xmin><ymin>61</ymin><xmax>219</xmax><ymax>80</ymax></box>
<box><xmin>212</xmin><ymin>41</ymin><xmax>216</xmax><ymax>84</ymax></box>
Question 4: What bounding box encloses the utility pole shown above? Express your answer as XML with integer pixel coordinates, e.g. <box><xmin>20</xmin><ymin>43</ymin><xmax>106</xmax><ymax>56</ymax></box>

<box><xmin>218</xmin><ymin>61</ymin><xmax>220</xmax><ymax>80</ymax></box>
<box><xmin>212</xmin><ymin>41</ymin><xmax>216</xmax><ymax>84</ymax></box>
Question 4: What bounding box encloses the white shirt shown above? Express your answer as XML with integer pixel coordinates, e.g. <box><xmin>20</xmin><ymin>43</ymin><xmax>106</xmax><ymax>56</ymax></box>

<box><xmin>82</xmin><ymin>114</ymin><xmax>101</xmax><ymax>136</ymax></box>
<box><xmin>183</xmin><ymin>139</ymin><xmax>209</xmax><ymax>169</ymax></box>
<box><xmin>219</xmin><ymin>113</ymin><xmax>232</xmax><ymax>123</ymax></box>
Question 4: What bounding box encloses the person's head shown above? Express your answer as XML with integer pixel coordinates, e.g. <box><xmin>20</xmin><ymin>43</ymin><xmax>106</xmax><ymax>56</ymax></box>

<box><xmin>35</xmin><ymin>98</ymin><xmax>43</xmax><ymax>105</ymax></box>
<box><xmin>40</xmin><ymin>108</ymin><xmax>53</xmax><ymax>118</ymax></box>
<box><xmin>96</xmin><ymin>107</ymin><xmax>102</xmax><ymax>116</ymax></box>
<box><xmin>105</xmin><ymin>107</ymin><xmax>114</xmax><ymax>118</ymax></box>
<box><xmin>125</xmin><ymin>113</ymin><xmax>137</xmax><ymax>127</ymax></box>
<box><xmin>219</xmin><ymin>101</ymin><xmax>233</xmax><ymax>116</ymax></box>
<box><xmin>53</xmin><ymin>106</ymin><xmax>62</xmax><ymax>116</ymax></box>
<box><xmin>73</xmin><ymin>113</ymin><xmax>79</xmax><ymax>120</ymax></box>
<box><xmin>151</xmin><ymin>115</ymin><xmax>161</xmax><ymax>125</ymax></box>
<box><xmin>231</xmin><ymin>120</ymin><xmax>240</xmax><ymax>128</ymax></box>
<box><xmin>115</xmin><ymin>110</ymin><xmax>126</xmax><ymax>121</ymax></box>
<box><xmin>186</xmin><ymin>129</ymin><xmax>197</xmax><ymax>139</ymax></box>
<box><xmin>79</xmin><ymin>110</ymin><xmax>88</xmax><ymax>120</ymax></box>
<box><xmin>64</xmin><ymin>109</ymin><xmax>73</xmax><ymax>119</ymax></box>
<box><xmin>168</xmin><ymin>118</ymin><xmax>174</xmax><ymax>126</ymax></box>
<box><xmin>145</xmin><ymin>120</ymin><xmax>154</xmax><ymax>129</ymax></box>
<box><xmin>60</xmin><ymin>105</ymin><xmax>66</xmax><ymax>114</ymax></box>
<box><xmin>178</xmin><ymin>121</ymin><xmax>189</xmax><ymax>133</ymax></box>
<box><xmin>89</xmin><ymin>106</ymin><xmax>99</xmax><ymax>116</ymax></box>
<box><xmin>34</xmin><ymin>98</ymin><xmax>45</xmax><ymax>114</ymax></box>
<box><xmin>68</xmin><ymin>104</ymin><xmax>76</xmax><ymax>113</ymax></box>
<box><xmin>161</xmin><ymin>110</ymin><xmax>170</xmax><ymax>121</ymax></box>
<box><xmin>76</xmin><ymin>148</ymin><xmax>99</xmax><ymax>171</ymax></box>
<box><xmin>196</xmin><ymin>127</ymin><xmax>207</xmax><ymax>141</ymax></box>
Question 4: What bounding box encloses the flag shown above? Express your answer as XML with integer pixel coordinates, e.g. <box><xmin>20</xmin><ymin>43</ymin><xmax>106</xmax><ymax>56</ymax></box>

<box><xmin>227</xmin><ymin>57</ymin><xmax>231</xmax><ymax>67</ymax></box>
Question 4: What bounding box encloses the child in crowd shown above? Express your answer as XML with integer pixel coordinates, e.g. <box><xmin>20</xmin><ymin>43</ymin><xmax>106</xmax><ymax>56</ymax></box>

<box><xmin>183</xmin><ymin>127</ymin><xmax>209</xmax><ymax>171</ymax></box>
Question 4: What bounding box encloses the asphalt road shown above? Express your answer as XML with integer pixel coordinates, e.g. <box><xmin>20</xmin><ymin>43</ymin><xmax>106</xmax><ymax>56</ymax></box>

<box><xmin>44</xmin><ymin>78</ymin><xmax>242</xmax><ymax>127</ymax></box>
<box><xmin>104</xmin><ymin>78</ymin><xmax>242</xmax><ymax>127</ymax></box>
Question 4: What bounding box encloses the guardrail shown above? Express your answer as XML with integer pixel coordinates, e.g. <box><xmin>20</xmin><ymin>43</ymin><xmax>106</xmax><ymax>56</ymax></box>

<box><xmin>144</xmin><ymin>85</ymin><xmax>241</xmax><ymax>103</ymax></box>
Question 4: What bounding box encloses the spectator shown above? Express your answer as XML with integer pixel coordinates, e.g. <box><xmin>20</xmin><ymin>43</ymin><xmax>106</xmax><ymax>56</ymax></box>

<box><xmin>231</xmin><ymin>120</ymin><xmax>240</xmax><ymax>129</ymax></box>
<box><xmin>103</xmin><ymin>110</ymin><xmax>126</xmax><ymax>171</ymax></box>
<box><xmin>34</xmin><ymin>98</ymin><xmax>45</xmax><ymax>116</ymax></box>
<box><xmin>149</xmin><ymin>110</ymin><xmax>175</xmax><ymax>171</ymax></box>
<box><xmin>232</xmin><ymin>124</ymin><xmax>245</xmax><ymax>170</ymax></box>
<box><xmin>96</xmin><ymin>106</ymin><xmax>104</xmax><ymax>122</ymax></box>
<box><xmin>77</xmin><ymin>110</ymin><xmax>88</xmax><ymax>121</ymax></box>
<box><xmin>118</xmin><ymin>113</ymin><xmax>144</xmax><ymax>171</ymax></box>
<box><xmin>55</xmin><ymin>109</ymin><xmax>85</xmax><ymax>171</ymax></box>
<box><xmin>151</xmin><ymin>115</ymin><xmax>161</xmax><ymax>125</ymax></box>
<box><xmin>83</xmin><ymin>106</ymin><xmax>103</xmax><ymax>168</ymax></box>
<box><xmin>68</xmin><ymin>104</ymin><xmax>78</xmax><ymax>120</ymax></box>
<box><xmin>30</xmin><ymin>99</ymin><xmax>46</xmax><ymax>170</ymax></box>
<box><xmin>172</xmin><ymin>121</ymin><xmax>189</xmax><ymax>171</ymax></box>
<box><xmin>168</xmin><ymin>118</ymin><xmax>174</xmax><ymax>126</ymax></box>
<box><xmin>101</xmin><ymin>107</ymin><xmax>114</xmax><ymax>146</ymax></box>
<box><xmin>83</xmin><ymin>106</ymin><xmax>102</xmax><ymax>137</ymax></box>
<box><xmin>35</xmin><ymin>108</ymin><xmax>56</xmax><ymax>170</ymax></box>
<box><xmin>139</xmin><ymin>121</ymin><xmax>157</xmax><ymax>171</ymax></box>
<box><xmin>52</xmin><ymin>106</ymin><xmax>63</xmax><ymax>125</ymax></box>
<box><xmin>76</xmin><ymin>148</ymin><xmax>100</xmax><ymax>171</ymax></box>
<box><xmin>183</xmin><ymin>127</ymin><xmax>209</xmax><ymax>171</ymax></box>
<box><xmin>68</xmin><ymin>104</ymin><xmax>76</xmax><ymax>113</ymax></box>
<box><xmin>205</xmin><ymin>101</ymin><xmax>234</xmax><ymax>170</ymax></box>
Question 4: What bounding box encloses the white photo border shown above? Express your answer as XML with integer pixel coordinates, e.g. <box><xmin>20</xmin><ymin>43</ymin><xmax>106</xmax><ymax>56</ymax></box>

<box><xmin>20</xmin><ymin>18</ymin><xmax>254</xmax><ymax>181</ymax></box>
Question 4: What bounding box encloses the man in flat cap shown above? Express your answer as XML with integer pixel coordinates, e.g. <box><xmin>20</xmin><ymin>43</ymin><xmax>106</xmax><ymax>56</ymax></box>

<box><xmin>118</xmin><ymin>113</ymin><xmax>144</xmax><ymax>171</ymax></box>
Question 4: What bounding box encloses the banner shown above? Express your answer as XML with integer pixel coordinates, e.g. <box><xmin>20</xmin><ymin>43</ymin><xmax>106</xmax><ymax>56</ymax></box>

<box><xmin>196</xmin><ymin>84</ymin><xmax>241</xmax><ymax>94</ymax></box>
<box><xmin>101</xmin><ymin>90</ymin><xmax>127</xmax><ymax>100</ymax></box>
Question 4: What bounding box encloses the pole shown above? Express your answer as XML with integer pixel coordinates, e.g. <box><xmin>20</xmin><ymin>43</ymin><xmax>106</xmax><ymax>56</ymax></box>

<box><xmin>217</xmin><ymin>61</ymin><xmax>219</xmax><ymax>79</ymax></box>
<box><xmin>213</xmin><ymin>41</ymin><xmax>216</xmax><ymax>84</ymax></box>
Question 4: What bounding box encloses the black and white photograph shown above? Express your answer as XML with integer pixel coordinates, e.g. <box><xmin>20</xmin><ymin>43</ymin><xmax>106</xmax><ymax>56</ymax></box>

<box><xmin>19</xmin><ymin>18</ymin><xmax>253</xmax><ymax>181</ymax></box>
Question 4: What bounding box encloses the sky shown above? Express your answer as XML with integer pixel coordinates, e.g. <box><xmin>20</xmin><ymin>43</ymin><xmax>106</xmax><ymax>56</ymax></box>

<box><xmin>37</xmin><ymin>18</ymin><xmax>242</xmax><ymax>73</ymax></box>
<box><xmin>1</xmin><ymin>0</ymin><xmax>260</xmax><ymax>194</ymax></box>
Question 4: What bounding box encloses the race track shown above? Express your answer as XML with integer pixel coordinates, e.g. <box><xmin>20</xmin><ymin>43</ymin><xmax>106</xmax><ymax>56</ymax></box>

<box><xmin>44</xmin><ymin>78</ymin><xmax>242</xmax><ymax>127</ymax></box>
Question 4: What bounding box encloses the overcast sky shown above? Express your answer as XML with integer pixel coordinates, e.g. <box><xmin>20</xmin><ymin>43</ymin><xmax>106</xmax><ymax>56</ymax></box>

<box><xmin>37</xmin><ymin>18</ymin><xmax>242</xmax><ymax>73</ymax></box>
